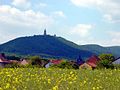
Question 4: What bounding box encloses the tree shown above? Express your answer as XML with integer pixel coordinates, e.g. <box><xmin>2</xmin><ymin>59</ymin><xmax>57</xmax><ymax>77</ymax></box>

<box><xmin>29</xmin><ymin>56</ymin><xmax>42</xmax><ymax>67</ymax></box>
<box><xmin>97</xmin><ymin>54</ymin><xmax>115</xmax><ymax>69</ymax></box>
<box><xmin>51</xmin><ymin>60</ymin><xmax>79</xmax><ymax>69</ymax></box>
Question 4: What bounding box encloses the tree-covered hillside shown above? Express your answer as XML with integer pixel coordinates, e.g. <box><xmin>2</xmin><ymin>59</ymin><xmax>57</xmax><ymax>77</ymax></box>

<box><xmin>0</xmin><ymin>35</ymin><xmax>93</xmax><ymax>59</ymax></box>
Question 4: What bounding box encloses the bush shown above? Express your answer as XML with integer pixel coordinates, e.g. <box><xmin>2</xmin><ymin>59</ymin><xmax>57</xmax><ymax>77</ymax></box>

<box><xmin>28</xmin><ymin>56</ymin><xmax>42</xmax><ymax>67</ymax></box>
<box><xmin>97</xmin><ymin>54</ymin><xmax>115</xmax><ymax>69</ymax></box>
<box><xmin>5</xmin><ymin>62</ymin><xmax>20</xmax><ymax>68</ymax></box>
<box><xmin>50</xmin><ymin>60</ymin><xmax>79</xmax><ymax>69</ymax></box>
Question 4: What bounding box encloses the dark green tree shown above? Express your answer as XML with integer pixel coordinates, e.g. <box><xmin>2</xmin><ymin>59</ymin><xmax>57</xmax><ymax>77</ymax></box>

<box><xmin>97</xmin><ymin>54</ymin><xmax>115</xmax><ymax>69</ymax></box>
<box><xmin>29</xmin><ymin>56</ymin><xmax>42</xmax><ymax>67</ymax></box>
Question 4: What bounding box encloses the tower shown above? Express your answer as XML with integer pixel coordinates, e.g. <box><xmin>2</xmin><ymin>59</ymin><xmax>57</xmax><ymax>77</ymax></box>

<box><xmin>76</xmin><ymin>55</ymin><xmax>84</xmax><ymax>65</ymax></box>
<box><xmin>44</xmin><ymin>29</ymin><xmax>47</xmax><ymax>35</ymax></box>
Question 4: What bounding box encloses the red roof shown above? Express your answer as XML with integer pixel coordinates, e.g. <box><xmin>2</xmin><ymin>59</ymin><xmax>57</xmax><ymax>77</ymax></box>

<box><xmin>87</xmin><ymin>62</ymin><xmax>97</xmax><ymax>67</ymax></box>
<box><xmin>86</xmin><ymin>55</ymin><xmax>100</xmax><ymax>67</ymax></box>
<box><xmin>50</xmin><ymin>60</ymin><xmax>62</xmax><ymax>65</ymax></box>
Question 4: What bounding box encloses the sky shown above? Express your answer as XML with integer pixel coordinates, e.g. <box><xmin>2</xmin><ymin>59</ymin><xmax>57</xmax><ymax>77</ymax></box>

<box><xmin>0</xmin><ymin>0</ymin><xmax>120</xmax><ymax>46</ymax></box>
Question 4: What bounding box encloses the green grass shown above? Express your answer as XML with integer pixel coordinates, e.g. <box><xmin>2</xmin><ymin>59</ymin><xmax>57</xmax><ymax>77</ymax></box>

<box><xmin>0</xmin><ymin>68</ymin><xmax>120</xmax><ymax>90</ymax></box>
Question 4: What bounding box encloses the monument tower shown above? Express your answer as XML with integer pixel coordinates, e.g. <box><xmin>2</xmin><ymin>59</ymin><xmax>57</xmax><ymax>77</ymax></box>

<box><xmin>44</xmin><ymin>29</ymin><xmax>47</xmax><ymax>35</ymax></box>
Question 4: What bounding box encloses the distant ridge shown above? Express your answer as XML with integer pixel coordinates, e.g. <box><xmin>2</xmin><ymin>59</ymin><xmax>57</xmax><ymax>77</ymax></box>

<box><xmin>0</xmin><ymin>30</ymin><xmax>120</xmax><ymax>59</ymax></box>
<box><xmin>0</xmin><ymin>34</ymin><xmax>93</xmax><ymax>59</ymax></box>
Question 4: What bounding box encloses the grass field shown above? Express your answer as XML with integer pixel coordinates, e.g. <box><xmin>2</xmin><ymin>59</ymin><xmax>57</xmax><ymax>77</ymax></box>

<box><xmin>0</xmin><ymin>68</ymin><xmax>120</xmax><ymax>90</ymax></box>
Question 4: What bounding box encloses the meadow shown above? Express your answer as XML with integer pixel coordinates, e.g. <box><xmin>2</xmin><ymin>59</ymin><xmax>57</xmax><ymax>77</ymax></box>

<box><xmin>0</xmin><ymin>68</ymin><xmax>120</xmax><ymax>90</ymax></box>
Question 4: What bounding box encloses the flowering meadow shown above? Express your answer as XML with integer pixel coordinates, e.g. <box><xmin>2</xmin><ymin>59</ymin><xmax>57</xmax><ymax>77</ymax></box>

<box><xmin>0</xmin><ymin>68</ymin><xmax>120</xmax><ymax>90</ymax></box>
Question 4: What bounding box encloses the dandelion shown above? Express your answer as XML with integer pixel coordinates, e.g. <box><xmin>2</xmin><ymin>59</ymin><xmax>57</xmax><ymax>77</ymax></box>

<box><xmin>48</xmin><ymin>79</ymin><xmax>51</xmax><ymax>84</ymax></box>
<box><xmin>84</xmin><ymin>80</ymin><xmax>86</xmax><ymax>84</ymax></box>
<box><xmin>53</xmin><ymin>86</ymin><xmax>58</xmax><ymax>90</ymax></box>
<box><xmin>92</xmin><ymin>87</ymin><xmax>95</xmax><ymax>90</ymax></box>
<box><xmin>5</xmin><ymin>83</ymin><xmax>10</xmax><ymax>89</ymax></box>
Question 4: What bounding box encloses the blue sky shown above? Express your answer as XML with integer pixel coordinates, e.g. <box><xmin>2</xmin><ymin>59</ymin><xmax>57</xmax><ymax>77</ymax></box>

<box><xmin>0</xmin><ymin>0</ymin><xmax>120</xmax><ymax>46</ymax></box>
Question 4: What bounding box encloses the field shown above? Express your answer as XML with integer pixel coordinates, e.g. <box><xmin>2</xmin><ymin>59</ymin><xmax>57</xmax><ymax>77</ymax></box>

<box><xmin>0</xmin><ymin>68</ymin><xmax>120</xmax><ymax>90</ymax></box>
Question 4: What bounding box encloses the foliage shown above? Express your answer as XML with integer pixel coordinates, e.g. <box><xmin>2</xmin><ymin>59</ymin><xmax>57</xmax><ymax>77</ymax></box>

<box><xmin>28</xmin><ymin>56</ymin><xmax>42</xmax><ymax>67</ymax></box>
<box><xmin>5</xmin><ymin>62</ymin><xmax>20</xmax><ymax>68</ymax></box>
<box><xmin>0</xmin><ymin>35</ymin><xmax>93</xmax><ymax>59</ymax></box>
<box><xmin>0</xmin><ymin>68</ymin><xmax>120</xmax><ymax>90</ymax></box>
<box><xmin>97</xmin><ymin>54</ymin><xmax>115</xmax><ymax>69</ymax></box>
<box><xmin>51</xmin><ymin>61</ymin><xmax>79</xmax><ymax>69</ymax></box>
<box><xmin>6</xmin><ymin>55</ymin><xmax>21</xmax><ymax>60</ymax></box>
<box><xmin>114</xmin><ymin>64</ymin><xmax>120</xmax><ymax>69</ymax></box>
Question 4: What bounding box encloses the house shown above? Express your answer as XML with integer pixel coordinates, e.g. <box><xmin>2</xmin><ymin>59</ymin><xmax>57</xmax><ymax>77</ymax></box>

<box><xmin>0</xmin><ymin>53</ymin><xmax>11</xmax><ymax>67</ymax></box>
<box><xmin>80</xmin><ymin>55</ymin><xmax>100</xmax><ymax>69</ymax></box>
<box><xmin>79</xmin><ymin>63</ymin><xmax>92</xmax><ymax>69</ymax></box>
<box><xmin>50</xmin><ymin>60</ymin><xmax>63</xmax><ymax>65</ymax></box>
<box><xmin>41</xmin><ymin>59</ymin><xmax>50</xmax><ymax>67</ymax></box>
<box><xmin>45</xmin><ymin>60</ymin><xmax>63</xmax><ymax>68</ymax></box>
<box><xmin>86</xmin><ymin>55</ymin><xmax>100</xmax><ymax>69</ymax></box>
<box><xmin>19</xmin><ymin>59</ymin><xmax>29</xmax><ymax>65</ymax></box>
<box><xmin>112</xmin><ymin>59</ymin><xmax>120</xmax><ymax>64</ymax></box>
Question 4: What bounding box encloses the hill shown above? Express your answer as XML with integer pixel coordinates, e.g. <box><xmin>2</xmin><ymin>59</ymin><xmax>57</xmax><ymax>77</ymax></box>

<box><xmin>79</xmin><ymin>44</ymin><xmax>120</xmax><ymax>58</ymax></box>
<box><xmin>0</xmin><ymin>35</ymin><xmax>93</xmax><ymax>59</ymax></box>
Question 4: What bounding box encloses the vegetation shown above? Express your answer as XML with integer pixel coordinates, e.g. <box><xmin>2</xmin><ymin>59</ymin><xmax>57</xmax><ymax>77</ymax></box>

<box><xmin>51</xmin><ymin>60</ymin><xmax>79</xmax><ymax>69</ymax></box>
<box><xmin>6</xmin><ymin>55</ymin><xmax>21</xmax><ymax>60</ymax></box>
<box><xmin>97</xmin><ymin>54</ymin><xmax>115</xmax><ymax>69</ymax></box>
<box><xmin>0</xmin><ymin>35</ymin><xmax>94</xmax><ymax>59</ymax></box>
<box><xmin>0</xmin><ymin>68</ymin><xmax>120</xmax><ymax>90</ymax></box>
<box><xmin>29</xmin><ymin>56</ymin><xmax>42</xmax><ymax>66</ymax></box>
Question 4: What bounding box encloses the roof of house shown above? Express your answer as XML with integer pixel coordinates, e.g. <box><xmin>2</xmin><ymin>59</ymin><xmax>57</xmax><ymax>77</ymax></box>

<box><xmin>86</xmin><ymin>55</ymin><xmax>100</xmax><ymax>64</ymax></box>
<box><xmin>20</xmin><ymin>59</ymin><xmax>29</xmax><ymax>65</ymax></box>
<box><xmin>0</xmin><ymin>53</ymin><xmax>17</xmax><ymax>64</ymax></box>
<box><xmin>0</xmin><ymin>54</ymin><xmax>10</xmax><ymax>63</ymax></box>
<box><xmin>87</xmin><ymin>62</ymin><xmax>97</xmax><ymax>67</ymax></box>
<box><xmin>80</xmin><ymin>63</ymin><xmax>92</xmax><ymax>69</ymax></box>
<box><xmin>0</xmin><ymin>59</ymin><xmax>11</xmax><ymax>63</ymax></box>
<box><xmin>50</xmin><ymin>60</ymin><xmax>62</xmax><ymax>65</ymax></box>
<box><xmin>112</xmin><ymin>59</ymin><xmax>120</xmax><ymax>64</ymax></box>
<box><xmin>86</xmin><ymin>55</ymin><xmax>100</xmax><ymax>67</ymax></box>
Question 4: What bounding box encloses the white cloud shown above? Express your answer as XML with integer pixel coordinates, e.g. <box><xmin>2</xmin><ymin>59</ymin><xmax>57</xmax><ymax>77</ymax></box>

<box><xmin>12</xmin><ymin>0</ymin><xmax>31</xmax><ymax>9</ymax></box>
<box><xmin>0</xmin><ymin>5</ymin><xmax>54</xmax><ymax>44</ymax></box>
<box><xmin>70</xmin><ymin>24</ymin><xmax>93</xmax><ymax>37</ymax></box>
<box><xmin>70</xmin><ymin>0</ymin><xmax>103</xmax><ymax>7</ymax></box>
<box><xmin>53</xmin><ymin>11</ymin><xmax>66</xmax><ymax>18</ymax></box>
<box><xmin>0</xmin><ymin>5</ymin><xmax>53</xmax><ymax>28</ymax></box>
<box><xmin>70</xmin><ymin>0</ymin><xmax>120</xmax><ymax>23</ymax></box>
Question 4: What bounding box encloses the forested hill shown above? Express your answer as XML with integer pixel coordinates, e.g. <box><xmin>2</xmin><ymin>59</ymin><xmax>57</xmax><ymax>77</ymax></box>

<box><xmin>0</xmin><ymin>35</ymin><xmax>93</xmax><ymax>59</ymax></box>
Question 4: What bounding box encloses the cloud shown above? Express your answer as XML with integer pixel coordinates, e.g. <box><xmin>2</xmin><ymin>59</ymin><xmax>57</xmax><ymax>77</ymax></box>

<box><xmin>70</xmin><ymin>24</ymin><xmax>93</xmax><ymax>37</ymax></box>
<box><xmin>0</xmin><ymin>5</ymin><xmax>53</xmax><ymax>28</ymax></box>
<box><xmin>70</xmin><ymin>0</ymin><xmax>120</xmax><ymax>23</ymax></box>
<box><xmin>0</xmin><ymin>5</ymin><xmax>54</xmax><ymax>44</ymax></box>
<box><xmin>52</xmin><ymin>11</ymin><xmax>66</xmax><ymax>18</ymax></box>
<box><xmin>12</xmin><ymin>0</ymin><xmax>31</xmax><ymax>9</ymax></box>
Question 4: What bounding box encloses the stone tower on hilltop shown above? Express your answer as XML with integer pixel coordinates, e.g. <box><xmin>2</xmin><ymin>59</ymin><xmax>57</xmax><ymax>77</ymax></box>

<box><xmin>44</xmin><ymin>29</ymin><xmax>47</xmax><ymax>36</ymax></box>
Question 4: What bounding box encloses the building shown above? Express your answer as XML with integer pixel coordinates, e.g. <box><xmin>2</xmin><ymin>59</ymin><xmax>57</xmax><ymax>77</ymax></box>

<box><xmin>80</xmin><ymin>63</ymin><xmax>92</xmax><ymax>69</ymax></box>
<box><xmin>112</xmin><ymin>59</ymin><xmax>120</xmax><ymax>64</ymax></box>
<box><xmin>76</xmin><ymin>55</ymin><xmax>84</xmax><ymax>65</ymax></box>
<box><xmin>79</xmin><ymin>55</ymin><xmax>100</xmax><ymax>69</ymax></box>
<box><xmin>86</xmin><ymin>55</ymin><xmax>100</xmax><ymax>69</ymax></box>
<box><xmin>0</xmin><ymin>53</ymin><xmax>11</xmax><ymax>67</ymax></box>
<box><xmin>19</xmin><ymin>59</ymin><xmax>29</xmax><ymax>65</ymax></box>
<box><xmin>45</xmin><ymin>60</ymin><xmax>63</xmax><ymax>68</ymax></box>
<box><xmin>44</xmin><ymin>29</ymin><xmax>47</xmax><ymax>35</ymax></box>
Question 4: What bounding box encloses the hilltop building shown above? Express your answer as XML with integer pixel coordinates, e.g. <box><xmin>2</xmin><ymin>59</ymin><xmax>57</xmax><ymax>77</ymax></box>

<box><xmin>44</xmin><ymin>29</ymin><xmax>47</xmax><ymax>35</ymax></box>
